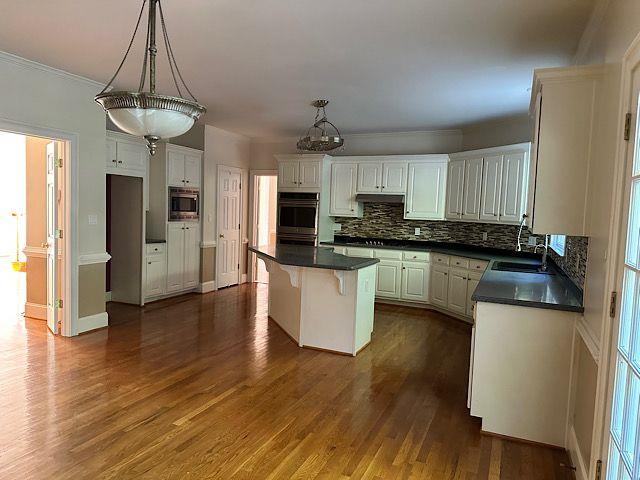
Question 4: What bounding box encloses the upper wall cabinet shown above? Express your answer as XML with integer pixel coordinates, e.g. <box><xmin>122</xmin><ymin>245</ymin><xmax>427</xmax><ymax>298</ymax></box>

<box><xmin>356</xmin><ymin>160</ymin><xmax>407</xmax><ymax>194</ymax></box>
<box><xmin>447</xmin><ymin>144</ymin><xmax>530</xmax><ymax>225</ymax></box>
<box><xmin>167</xmin><ymin>147</ymin><xmax>202</xmax><ymax>188</ymax></box>
<box><xmin>329</xmin><ymin>162</ymin><xmax>361</xmax><ymax>217</ymax></box>
<box><xmin>528</xmin><ymin>65</ymin><xmax>605</xmax><ymax>235</ymax></box>
<box><xmin>405</xmin><ymin>158</ymin><xmax>448</xmax><ymax>220</ymax></box>
<box><xmin>106</xmin><ymin>131</ymin><xmax>148</xmax><ymax>176</ymax></box>
<box><xmin>276</xmin><ymin>155</ymin><xmax>325</xmax><ymax>192</ymax></box>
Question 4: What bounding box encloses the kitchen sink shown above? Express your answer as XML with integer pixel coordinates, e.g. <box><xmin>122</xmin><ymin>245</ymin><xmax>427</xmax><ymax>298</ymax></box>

<box><xmin>491</xmin><ymin>261</ymin><xmax>555</xmax><ymax>275</ymax></box>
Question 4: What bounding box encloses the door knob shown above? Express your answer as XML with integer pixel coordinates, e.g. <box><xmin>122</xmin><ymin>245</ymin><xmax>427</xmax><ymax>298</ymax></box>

<box><xmin>219</xmin><ymin>234</ymin><xmax>224</xmax><ymax>238</ymax></box>
<box><xmin>41</xmin><ymin>242</ymin><xmax>50</xmax><ymax>248</ymax></box>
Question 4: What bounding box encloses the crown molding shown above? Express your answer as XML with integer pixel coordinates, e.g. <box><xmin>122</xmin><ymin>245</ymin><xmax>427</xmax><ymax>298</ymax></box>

<box><xmin>573</xmin><ymin>0</ymin><xmax>611</xmax><ymax>65</ymax></box>
<box><xmin>0</xmin><ymin>50</ymin><xmax>106</xmax><ymax>90</ymax></box>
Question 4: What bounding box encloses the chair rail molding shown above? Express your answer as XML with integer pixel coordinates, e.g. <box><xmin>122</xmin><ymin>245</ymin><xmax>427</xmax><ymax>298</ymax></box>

<box><xmin>78</xmin><ymin>252</ymin><xmax>112</xmax><ymax>265</ymax></box>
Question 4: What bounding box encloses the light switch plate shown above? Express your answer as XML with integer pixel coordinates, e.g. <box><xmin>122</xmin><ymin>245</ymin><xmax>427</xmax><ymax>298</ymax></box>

<box><xmin>414</xmin><ymin>227</ymin><xmax>420</xmax><ymax>236</ymax></box>
<box><xmin>528</xmin><ymin>236</ymin><xmax>537</xmax><ymax>246</ymax></box>
<box><xmin>88</xmin><ymin>214</ymin><xmax>98</xmax><ymax>225</ymax></box>
<box><xmin>482</xmin><ymin>232</ymin><xmax>488</xmax><ymax>241</ymax></box>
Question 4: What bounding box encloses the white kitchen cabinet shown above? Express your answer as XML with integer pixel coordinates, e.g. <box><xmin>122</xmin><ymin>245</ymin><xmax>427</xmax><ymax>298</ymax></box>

<box><xmin>166</xmin><ymin>222</ymin><xmax>200</xmax><ymax>293</ymax></box>
<box><xmin>299</xmin><ymin>160</ymin><xmax>322</xmax><ymax>189</ymax></box>
<box><xmin>381</xmin><ymin>162</ymin><xmax>407</xmax><ymax>193</ymax></box>
<box><xmin>329</xmin><ymin>163</ymin><xmax>360</xmax><ymax>217</ymax></box>
<box><xmin>357</xmin><ymin>162</ymin><xmax>382</xmax><ymax>193</ymax></box>
<box><xmin>500</xmin><ymin>152</ymin><xmax>526</xmax><ymax>224</ymax></box>
<box><xmin>277</xmin><ymin>156</ymin><xmax>323</xmax><ymax>192</ymax></box>
<box><xmin>466</xmin><ymin>271</ymin><xmax>482</xmax><ymax>317</ymax></box>
<box><xmin>445</xmin><ymin>159</ymin><xmax>465</xmax><ymax>220</ymax></box>
<box><xmin>106</xmin><ymin>137</ymin><xmax>117</xmax><ymax>169</ymax></box>
<box><xmin>345</xmin><ymin>247</ymin><xmax>374</xmax><ymax>258</ymax></box>
<box><xmin>480</xmin><ymin>154</ymin><xmax>503</xmax><ymax>222</ymax></box>
<box><xmin>278</xmin><ymin>160</ymin><xmax>299</xmax><ymax>189</ymax></box>
<box><xmin>447</xmin><ymin>268</ymin><xmax>468</xmax><ymax>315</ymax></box>
<box><xmin>375</xmin><ymin>259</ymin><xmax>402</xmax><ymax>299</ymax></box>
<box><xmin>405</xmin><ymin>161</ymin><xmax>447</xmax><ymax>220</ymax></box>
<box><xmin>145</xmin><ymin>244</ymin><xmax>167</xmax><ymax>298</ymax></box>
<box><xmin>430</xmin><ymin>265</ymin><xmax>449</xmax><ymax>308</ymax></box>
<box><xmin>106</xmin><ymin>132</ymin><xmax>148</xmax><ymax>176</ymax></box>
<box><xmin>167</xmin><ymin>146</ymin><xmax>202</xmax><ymax>188</ymax></box>
<box><xmin>462</xmin><ymin>157</ymin><xmax>483</xmax><ymax>221</ymax></box>
<box><xmin>401</xmin><ymin>261</ymin><xmax>430</xmax><ymax>302</ymax></box>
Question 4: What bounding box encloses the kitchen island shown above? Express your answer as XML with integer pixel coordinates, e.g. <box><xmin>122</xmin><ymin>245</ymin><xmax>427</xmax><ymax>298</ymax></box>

<box><xmin>249</xmin><ymin>245</ymin><xmax>379</xmax><ymax>356</ymax></box>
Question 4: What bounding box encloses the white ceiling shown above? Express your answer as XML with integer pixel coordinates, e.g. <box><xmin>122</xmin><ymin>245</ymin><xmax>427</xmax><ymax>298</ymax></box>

<box><xmin>0</xmin><ymin>0</ymin><xmax>595</xmax><ymax>138</ymax></box>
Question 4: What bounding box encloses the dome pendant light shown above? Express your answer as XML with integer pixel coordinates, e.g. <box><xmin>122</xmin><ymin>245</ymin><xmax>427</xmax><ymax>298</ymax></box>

<box><xmin>297</xmin><ymin>99</ymin><xmax>344</xmax><ymax>152</ymax></box>
<box><xmin>95</xmin><ymin>0</ymin><xmax>206</xmax><ymax>154</ymax></box>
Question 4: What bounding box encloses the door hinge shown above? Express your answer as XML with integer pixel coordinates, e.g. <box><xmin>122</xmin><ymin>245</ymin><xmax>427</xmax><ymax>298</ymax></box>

<box><xmin>610</xmin><ymin>291</ymin><xmax>618</xmax><ymax>318</ymax></box>
<box><xmin>55</xmin><ymin>158</ymin><xmax>63</xmax><ymax>168</ymax></box>
<box><xmin>55</xmin><ymin>228</ymin><xmax>63</xmax><ymax>239</ymax></box>
<box><xmin>237</xmin><ymin>263</ymin><xmax>240</xmax><ymax>269</ymax></box>
<box><xmin>56</xmin><ymin>299</ymin><xmax>63</xmax><ymax>309</ymax></box>
<box><xmin>595</xmin><ymin>459</ymin><xmax>602</xmax><ymax>480</ymax></box>
<box><xmin>625</xmin><ymin>112</ymin><xmax>632</xmax><ymax>141</ymax></box>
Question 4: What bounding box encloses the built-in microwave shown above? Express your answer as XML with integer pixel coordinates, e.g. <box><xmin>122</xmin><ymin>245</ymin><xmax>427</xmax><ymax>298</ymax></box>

<box><xmin>169</xmin><ymin>187</ymin><xmax>199</xmax><ymax>221</ymax></box>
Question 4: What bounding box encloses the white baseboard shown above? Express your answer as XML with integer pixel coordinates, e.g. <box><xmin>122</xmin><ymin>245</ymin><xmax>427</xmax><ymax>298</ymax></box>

<box><xmin>241</xmin><ymin>274</ymin><xmax>247</xmax><ymax>284</ymax></box>
<box><xmin>567</xmin><ymin>425</ymin><xmax>589</xmax><ymax>480</ymax></box>
<box><xmin>197</xmin><ymin>281</ymin><xmax>216</xmax><ymax>293</ymax></box>
<box><xmin>24</xmin><ymin>302</ymin><xmax>46</xmax><ymax>320</ymax></box>
<box><xmin>105</xmin><ymin>291</ymin><xmax>112</xmax><ymax>302</ymax></box>
<box><xmin>77</xmin><ymin>311</ymin><xmax>108</xmax><ymax>334</ymax></box>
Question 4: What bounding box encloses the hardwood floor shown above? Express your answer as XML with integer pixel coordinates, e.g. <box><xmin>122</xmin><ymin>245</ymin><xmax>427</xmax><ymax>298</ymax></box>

<box><xmin>0</xmin><ymin>283</ymin><xmax>573</xmax><ymax>479</ymax></box>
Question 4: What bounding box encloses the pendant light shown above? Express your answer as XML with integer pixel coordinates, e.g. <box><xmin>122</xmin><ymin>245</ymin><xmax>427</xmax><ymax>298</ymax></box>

<box><xmin>297</xmin><ymin>100</ymin><xmax>344</xmax><ymax>152</ymax></box>
<box><xmin>95</xmin><ymin>0</ymin><xmax>206</xmax><ymax>154</ymax></box>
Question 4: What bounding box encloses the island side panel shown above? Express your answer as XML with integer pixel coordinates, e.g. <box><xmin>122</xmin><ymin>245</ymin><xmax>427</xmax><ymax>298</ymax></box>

<box><xmin>354</xmin><ymin>264</ymin><xmax>376</xmax><ymax>353</ymax></box>
<box><xmin>470</xmin><ymin>301</ymin><xmax>576</xmax><ymax>447</ymax></box>
<box><xmin>300</xmin><ymin>268</ymin><xmax>358</xmax><ymax>355</ymax></box>
<box><xmin>267</xmin><ymin>262</ymin><xmax>302</xmax><ymax>344</ymax></box>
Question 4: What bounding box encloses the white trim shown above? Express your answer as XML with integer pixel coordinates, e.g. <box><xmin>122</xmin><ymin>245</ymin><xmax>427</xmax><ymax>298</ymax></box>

<box><xmin>577</xmin><ymin>316</ymin><xmax>601</xmax><ymax>364</ymax></box>
<box><xmin>24</xmin><ymin>302</ymin><xmax>46</xmax><ymax>320</ymax></box>
<box><xmin>449</xmin><ymin>142</ymin><xmax>531</xmax><ymax>160</ymax></box>
<box><xmin>105</xmin><ymin>291</ymin><xmax>112</xmax><ymax>302</ymax></box>
<box><xmin>568</xmin><ymin>425</ymin><xmax>589</xmax><ymax>480</ymax></box>
<box><xmin>78</xmin><ymin>252</ymin><xmax>112</xmax><ymax>265</ymax></box>
<box><xmin>0</xmin><ymin>50</ymin><xmax>105</xmax><ymax>89</ymax></box>
<box><xmin>165</xmin><ymin>142</ymin><xmax>204</xmax><ymax>156</ymax></box>
<box><xmin>197</xmin><ymin>281</ymin><xmax>216</xmax><ymax>293</ymax></box>
<box><xmin>106</xmin><ymin>129</ymin><xmax>147</xmax><ymax>145</ymax></box>
<box><xmin>200</xmin><ymin>241</ymin><xmax>217</xmax><ymax>248</ymax></box>
<box><xmin>77</xmin><ymin>312</ymin><xmax>108</xmax><ymax>334</ymax></box>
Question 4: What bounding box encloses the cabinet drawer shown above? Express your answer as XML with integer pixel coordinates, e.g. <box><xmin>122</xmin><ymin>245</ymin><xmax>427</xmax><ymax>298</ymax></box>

<box><xmin>402</xmin><ymin>251</ymin><xmax>429</xmax><ymax>262</ymax></box>
<box><xmin>345</xmin><ymin>247</ymin><xmax>373</xmax><ymax>258</ymax></box>
<box><xmin>451</xmin><ymin>256</ymin><xmax>470</xmax><ymax>269</ymax></box>
<box><xmin>469</xmin><ymin>259</ymin><xmax>489</xmax><ymax>272</ymax></box>
<box><xmin>431</xmin><ymin>253</ymin><xmax>450</xmax><ymax>266</ymax></box>
<box><xmin>146</xmin><ymin>243</ymin><xmax>166</xmax><ymax>255</ymax></box>
<box><xmin>374</xmin><ymin>249</ymin><xmax>403</xmax><ymax>260</ymax></box>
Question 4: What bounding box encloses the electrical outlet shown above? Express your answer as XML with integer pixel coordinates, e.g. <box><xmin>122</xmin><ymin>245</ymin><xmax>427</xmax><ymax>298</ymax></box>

<box><xmin>333</xmin><ymin>223</ymin><xmax>342</xmax><ymax>232</ymax></box>
<box><xmin>414</xmin><ymin>227</ymin><xmax>420</xmax><ymax>236</ymax></box>
<box><xmin>482</xmin><ymin>232</ymin><xmax>488</xmax><ymax>241</ymax></box>
<box><xmin>528</xmin><ymin>236</ymin><xmax>537</xmax><ymax>246</ymax></box>
<box><xmin>575</xmin><ymin>256</ymin><xmax>580</xmax><ymax>271</ymax></box>
<box><xmin>88</xmin><ymin>214</ymin><xmax>98</xmax><ymax>225</ymax></box>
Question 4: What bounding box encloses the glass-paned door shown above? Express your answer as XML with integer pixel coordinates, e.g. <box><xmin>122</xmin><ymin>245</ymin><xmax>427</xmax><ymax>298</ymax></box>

<box><xmin>608</xmin><ymin>75</ymin><xmax>640</xmax><ymax>479</ymax></box>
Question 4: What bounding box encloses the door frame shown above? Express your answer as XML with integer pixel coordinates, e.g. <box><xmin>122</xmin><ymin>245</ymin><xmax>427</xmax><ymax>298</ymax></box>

<box><xmin>592</xmin><ymin>32</ymin><xmax>640</xmax><ymax>477</ymax></box>
<box><xmin>248</xmin><ymin>169</ymin><xmax>277</xmax><ymax>282</ymax></box>
<box><xmin>0</xmin><ymin>116</ymin><xmax>77</xmax><ymax>337</ymax></box>
<box><xmin>215</xmin><ymin>164</ymin><xmax>244</xmax><ymax>288</ymax></box>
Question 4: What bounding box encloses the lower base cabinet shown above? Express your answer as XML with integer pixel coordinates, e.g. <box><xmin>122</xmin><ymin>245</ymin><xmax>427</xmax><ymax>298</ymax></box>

<box><xmin>401</xmin><ymin>261</ymin><xmax>430</xmax><ymax>302</ymax></box>
<box><xmin>145</xmin><ymin>243</ymin><xmax>166</xmax><ymax>298</ymax></box>
<box><xmin>375</xmin><ymin>260</ymin><xmax>403</xmax><ymax>299</ymax></box>
<box><xmin>430</xmin><ymin>265</ymin><xmax>449</xmax><ymax>308</ymax></box>
<box><xmin>447</xmin><ymin>268</ymin><xmax>469</xmax><ymax>315</ymax></box>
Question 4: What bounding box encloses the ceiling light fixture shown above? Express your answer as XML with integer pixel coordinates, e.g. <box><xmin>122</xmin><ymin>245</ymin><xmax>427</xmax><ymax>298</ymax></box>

<box><xmin>95</xmin><ymin>0</ymin><xmax>205</xmax><ymax>154</ymax></box>
<box><xmin>297</xmin><ymin>100</ymin><xmax>344</xmax><ymax>152</ymax></box>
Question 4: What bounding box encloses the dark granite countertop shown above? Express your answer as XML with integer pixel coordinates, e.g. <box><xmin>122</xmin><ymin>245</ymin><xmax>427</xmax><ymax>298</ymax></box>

<box><xmin>322</xmin><ymin>236</ymin><xmax>584</xmax><ymax>313</ymax></box>
<box><xmin>145</xmin><ymin>239</ymin><xmax>166</xmax><ymax>244</ymax></box>
<box><xmin>249</xmin><ymin>245</ymin><xmax>379</xmax><ymax>271</ymax></box>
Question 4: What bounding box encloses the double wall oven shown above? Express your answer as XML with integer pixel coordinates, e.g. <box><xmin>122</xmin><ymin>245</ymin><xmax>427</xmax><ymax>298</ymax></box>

<box><xmin>277</xmin><ymin>192</ymin><xmax>319</xmax><ymax>246</ymax></box>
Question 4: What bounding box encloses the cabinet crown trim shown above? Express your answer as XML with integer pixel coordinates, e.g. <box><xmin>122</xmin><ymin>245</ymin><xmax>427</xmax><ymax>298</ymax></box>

<box><xmin>448</xmin><ymin>143</ymin><xmax>531</xmax><ymax>160</ymax></box>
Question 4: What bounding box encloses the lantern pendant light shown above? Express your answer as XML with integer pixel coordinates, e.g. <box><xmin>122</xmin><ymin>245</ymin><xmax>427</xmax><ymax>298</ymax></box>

<box><xmin>297</xmin><ymin>100</ymin><xmax>344</xmax><ymax>152</ymax></box>
<box><xmin>95</xmin><ymin>0</ymin><xmax>206</xmax><ymax>155</ymax></box>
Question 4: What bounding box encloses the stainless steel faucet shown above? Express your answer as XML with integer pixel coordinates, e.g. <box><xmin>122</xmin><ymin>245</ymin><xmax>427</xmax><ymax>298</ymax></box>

<box><xmin>534</xmin><ymin>234</ymin><xmax>550</xmax><ymax>272</ymax></box>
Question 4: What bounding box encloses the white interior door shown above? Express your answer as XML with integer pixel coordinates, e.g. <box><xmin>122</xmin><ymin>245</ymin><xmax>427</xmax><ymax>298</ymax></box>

<box><xmin>606</xmin><ymin>66</ymin><xmax>640</xmax><ymax>480</ymax></box>
<box><xmin>46</xmin><ymin>142</ymin><xmax>58</xmax><ymax>334</ymax></box>
<box><xmin>217</xmin><ymin>166</ymin><xmax>242</xmax><ymax>288</ymax></box>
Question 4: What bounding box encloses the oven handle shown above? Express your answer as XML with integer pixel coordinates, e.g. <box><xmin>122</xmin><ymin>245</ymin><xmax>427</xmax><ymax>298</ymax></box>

<box><xmin>278</xmin><ymin>200</ymin><xmax>319</xmax><ymax>207</ymax></box>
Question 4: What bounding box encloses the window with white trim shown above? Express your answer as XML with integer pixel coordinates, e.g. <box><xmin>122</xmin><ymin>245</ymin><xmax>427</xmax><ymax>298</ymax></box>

<box><xmin>549</xmin><ymin>234</ymin><xmax>566</xmax><ymax>256</ymax></box>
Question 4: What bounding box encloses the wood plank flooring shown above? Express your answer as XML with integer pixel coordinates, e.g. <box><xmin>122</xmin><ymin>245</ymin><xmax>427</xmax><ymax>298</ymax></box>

<box><xmin>0</xmin><ymin>283</ymin><xmax>574</xmax><ymax>479</ymax></box>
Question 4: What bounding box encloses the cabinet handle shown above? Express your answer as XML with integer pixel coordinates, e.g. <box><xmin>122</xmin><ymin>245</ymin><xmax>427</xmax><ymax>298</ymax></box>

<box><xmin>148</xmin><ymin>262</ymin><xmax>152</xmax><ymax>265</ymax></box>
<box><xmin>444</xmin><ymin>272</ymin><xmax>448</xmax><ymax>276</ymax></box>
<box><xmin>186</xmin><ymin>180</ymin><xmax>190</xmax><ymax>183</ymax></box>
<box><xmin>112</xmin><ymin>159</ymin><xmax>117</xmax><ymax>163</ymax></box>
<box><xmin>118</xmin><ymin>160</ymin><xmax>123</xmax><ymax>164</ymax></box>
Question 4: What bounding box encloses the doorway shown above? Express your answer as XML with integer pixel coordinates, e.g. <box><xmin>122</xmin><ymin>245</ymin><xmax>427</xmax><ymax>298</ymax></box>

<box><xmin>216</xmin><ymin>165</ymin><xmax>243</xmax><ymax>289</ymax></box>
<box><xmin>0</xmin><ymin>130</ymin><xmax>66</xmax><ymax>335</ymax></box>
<box><xmin>250</xmin><ymin>170</ymin><xmax>278</xmax><ymax>284</ymax></box>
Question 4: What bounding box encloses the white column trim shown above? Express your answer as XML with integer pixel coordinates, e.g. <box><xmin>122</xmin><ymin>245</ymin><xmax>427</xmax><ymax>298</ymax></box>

<box><xmin>78</xmin><ymin>252</ymin><xmax>112</xmax><ymax>265</ymax></box>
<box><xmin>576</xmin><ymin>316</ymin><xmax>600</xmax><ymax>365</ymax></box>
<box><xmin>200</xmin><ymin>241</ymin><xmax>217</xmax><ymax>248</ymax></box>
<box><xmin>77</xmin><ymin>312</ymin><xmax>109</xmax><ymax>334</ymax></box>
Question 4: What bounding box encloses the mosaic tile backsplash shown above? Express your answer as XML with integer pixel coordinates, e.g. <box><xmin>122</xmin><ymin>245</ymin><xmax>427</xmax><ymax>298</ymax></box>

<box><xmin>334</xmin><ymin>203</ymin><xmax>589</xmax><ymax>289</ymax></box>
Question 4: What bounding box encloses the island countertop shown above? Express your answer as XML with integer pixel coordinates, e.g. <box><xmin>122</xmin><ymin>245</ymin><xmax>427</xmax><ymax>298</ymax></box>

<box><xmin>249</xmin><ymin>245</ymin><xmax>379</xmax><ymax>271</ymax></box>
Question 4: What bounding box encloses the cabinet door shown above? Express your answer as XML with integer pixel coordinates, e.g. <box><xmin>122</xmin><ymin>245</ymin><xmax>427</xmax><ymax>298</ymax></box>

<box><xmin>117</xmin><ymin>141</ymin><xmax>147</xmax><ymax>173</ymax></box>
<box><xmin>466</xmin><ymin>273</ymin><xmax>481</xmax><ymax>317</ymax></box>
<box><xmin>183</xmin><ymin>153</ymin><xmax>201</xmax><ymax>188</ymax></box>
<box><xmin>298</xmin><ymin>160</ymin><xmax>321</xmax><ymax>190</ymax></box>
<box><xmin>183</xmin><ymin>224</ymin><xmax>200</xmax><ymax>289</ymax></box>
<box><xmin>447</xmin><ymin>268</ymin><xmax>468</xmax><ymax>315</ymax></box>
<box><xmin>500</xmin><ymin>152</ymin><xmax>526</xmax><ymax>224</ymax></box>
<box><xmin>462</xmin><ymin>157</ymin><xmax>483</xmax><ymax>220</ymax></box>
<box><xmin>445</xmin><ymin>159</ymin><xmax>465</xmax><ymax>219</ymax></box>
<box><xmin>357</xmin><ymin>162</ymin><xmax>382</xmax><ymax>193</ymax></box>
<box><xmin>166</xmin><ymin>223</ymin><xmax>185</xmax><ymax>292</ymax></box>
<box><xmin>278</xmin><ymin>161</ymin><xmax>299</xmax><ymax>189</ymax></box>
<box><xmin>401</xmin><ymin>262</ymin><xmax>429</xmax><ymax>302</ymax></box>
<box><xmin>405</xmin><ymin>162</ymin><xmax>446</xmax><ymax>220</ymax></box>
<box><xmin>480</xmin><ymin>154</ymin><xmax>503</xmax><ymax>222</ymax></box>
<box><xmin>375</xmin><ymin>260</ymin><xmax>402</xmax><ymax>299</ymax></box>
<box><xmin>329</xmin><ymin>163</ymin><xmax>358</xmax><ymax>216</ymax></box>
<box><xmin>430</xmin><ymin>265</ymin><xmax>449</xmax><ymax>308</ymax></box>
<box><xmin>106</xmin><ymin>137</ymin><xmax>117</xmax><ymax>169</ymax></box>
<box><xmin>381</xmin><ymin>162</ymin><xmax>407</xmax><ymax>193</ymax></box>
<box><xmin>146</xmin><ymin>255</ymin><xmax>166</xmax><ymax>297</ymax></box>
<box><xmin>167</xmin><ymin>151</ymin><xmax>186</xmax><ymax>187</ymax></box>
